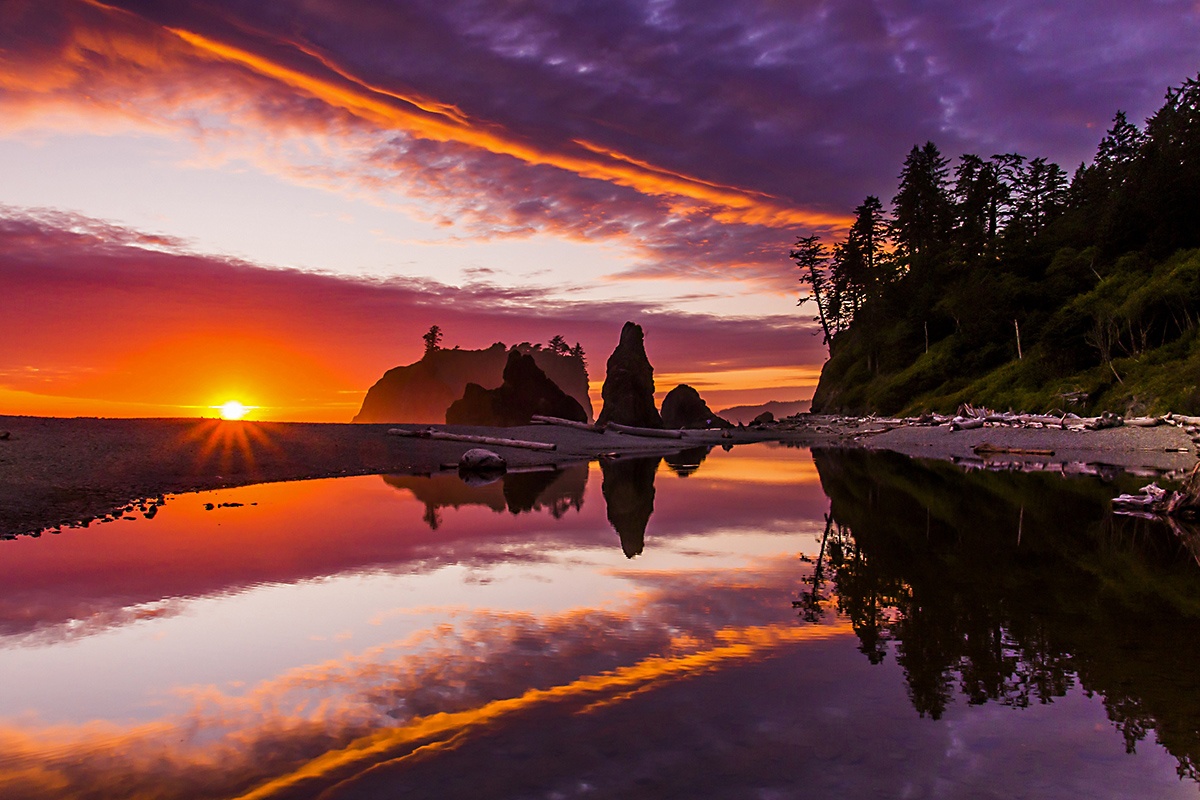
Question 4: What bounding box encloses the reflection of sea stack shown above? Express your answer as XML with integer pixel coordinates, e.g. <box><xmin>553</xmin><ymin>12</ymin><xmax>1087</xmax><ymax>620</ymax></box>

<box><xmin>597</xmin><ymin>321</ymin><xmax>663</xmax><ymax>429</ymax></box>
<box><xmin>660</xmin><ymin>384</ymin><xmax>732</xmax><ymax>429</ymax></box>
<box><xmin>383</xmin><ymin>463</ymin><xmax>588</xmax><ymax>529</ymax></box>
<box><xmin>600</xmin><ymin>456</ymin><xmax>660</xmax><ymax>558</ymax></box>
<box><xmin>446</xmin><ymin>350</ymin><xmax>588</xmax><ymax>426</ymax></box>
<box><xmin>663</xmin><ymin>446</ymin><xmax>712</xmax><ymax>477</ymax></box>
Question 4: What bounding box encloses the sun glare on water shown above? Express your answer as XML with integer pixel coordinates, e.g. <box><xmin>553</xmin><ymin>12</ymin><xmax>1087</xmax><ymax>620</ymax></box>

<box><xmin>217</xmin><ymin>400</ymin><xmax>249</xmax><ymax>420</ymax></box>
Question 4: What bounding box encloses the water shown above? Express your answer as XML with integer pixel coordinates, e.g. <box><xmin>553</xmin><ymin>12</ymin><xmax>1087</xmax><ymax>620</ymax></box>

<box><xmin>0</xmin><ymin>444</ymin><xmax>1197</xmax><ymax>798</ymax></box>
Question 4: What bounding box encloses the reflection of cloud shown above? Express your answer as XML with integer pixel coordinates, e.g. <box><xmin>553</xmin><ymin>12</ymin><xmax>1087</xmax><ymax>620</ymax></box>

<box><xmin>0</xmin><ymin>557</ymin><xmax>847</xmax><ymax>800</ymax></box>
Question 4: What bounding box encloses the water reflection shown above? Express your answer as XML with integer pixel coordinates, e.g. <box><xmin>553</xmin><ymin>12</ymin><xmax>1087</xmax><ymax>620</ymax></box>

<box><xmin>806</xmin><ymin>447</ymin><xmax>1200</xmax><ymax>778</ymax></box>
<box><xmin>2</xmin><ymin>445</ymin><xmax>1199</xmax><ymax>798</ymax></box>
<box><xmin>599</xmin><ymin>455</ymin><xmax>660</xmax><ymax>558</ymax></box>
<box><xmin>663</xmin><ymin>445</ymin><xmax>712</xmax><ymax>477</ymax></box>
<box><xmin>383</xmin><ymin>464</ymin><xmax>588</xmax><ymax>529</ymax></box>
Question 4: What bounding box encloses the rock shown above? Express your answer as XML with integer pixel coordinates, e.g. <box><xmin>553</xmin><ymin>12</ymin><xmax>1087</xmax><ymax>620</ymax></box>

<box><xmin>355</xmin><ymin>342</ymin><xmax>592</xmax><ymax>423</ymax></box>
<box><xmin>458</xmin><ymin>448</ymin><xmax>506</xmax><ymax>472</ymax></box>
<box><xmin>445</xmin><ymin>350</ymin><xmax>588</xmax><ymax>426</ymax></box>
<box><xmin>751</xmin><ymin>411</ymin><xmax>775</xmax><ymax>425</ymax></box>
<box><xmin>597</xmin><ymin>321</ymin><xmax>663</xmax><ymax>429</ymax></box>
<box><xmin>0</xmin><ymin>431</ymin><xmax>9</xmax><ymax>440</ymax></box>
<box><xmin>660</xmin><ymin>384</ymin><xmax>732</xmax><ymax>429</ymax></box>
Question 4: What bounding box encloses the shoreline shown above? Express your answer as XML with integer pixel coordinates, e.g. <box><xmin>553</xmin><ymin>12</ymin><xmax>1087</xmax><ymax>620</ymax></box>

<box><xmin>2</xmin><ymin>413</ymin><xmax>1194</xmax><ymax>538</ymax></box>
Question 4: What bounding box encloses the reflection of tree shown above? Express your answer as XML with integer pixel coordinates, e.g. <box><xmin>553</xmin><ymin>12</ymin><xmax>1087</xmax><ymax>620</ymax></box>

<box><xmin>383</xmin><ymin>464</ymin><xmax>587</xmax><ymax>530</ymax></box>
<box><xmin>600</xmin><ymin>456</ymin><xmax>660</xmax><ymax>558</ymax></box>
<box><xmin>809</xmin><ymin>447</ymin><xmax>1200</xmax><ymax>767</ymax></box>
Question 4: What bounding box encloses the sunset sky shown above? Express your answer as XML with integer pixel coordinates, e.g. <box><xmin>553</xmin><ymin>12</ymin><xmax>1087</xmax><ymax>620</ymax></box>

<box><xmin>2</xmin><ymin>1</ymin><xmax>1198</xmax><ymax>421</ymax></box>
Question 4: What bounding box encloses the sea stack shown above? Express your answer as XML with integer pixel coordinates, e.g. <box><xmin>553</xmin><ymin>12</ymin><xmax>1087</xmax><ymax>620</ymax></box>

<box><xmin>660</xmin><ymin>384</ymin><xmax>732</xmax><ymax>429</ymax></box>
<box><xmin>446</xmin><ymin>350</ymin><xmax>588</xmax><ymax>426</ymax></box>
<box><xmin>597</xmin><ymin>322</ymin><xmax>663</xmax><ymax>429</ymax></box>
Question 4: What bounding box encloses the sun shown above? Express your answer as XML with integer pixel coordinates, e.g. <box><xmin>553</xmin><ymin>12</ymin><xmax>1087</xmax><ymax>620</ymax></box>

<box><xmin>217</xmin><ymin>400</ymin><xmax>249</xmax><ymax>420</ymax></box>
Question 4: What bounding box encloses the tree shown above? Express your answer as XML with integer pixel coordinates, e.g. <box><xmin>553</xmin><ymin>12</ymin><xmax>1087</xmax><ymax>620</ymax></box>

<box><xmin>547</xmin><ymin>334</ymin><xmax>570</xmax><ymax>355</ymax></box>
<box><xmin>953</xmin><ymin>154</ymin><xmax>1003</xmax><ymax>258</ymax></box>
<box><xmin>892</xmin><ymin>142</ymin><xmax>953</xmax><ymax>259</ymax></box>
<box><xmin>791</xmin><ymin>234</ymin><xmax>837</xmax><ymax>344</ymax></box>
<box><xmin>422</xmin><ymin>325</ymin><xmax>443</xmax><ymax>356</ymax></box>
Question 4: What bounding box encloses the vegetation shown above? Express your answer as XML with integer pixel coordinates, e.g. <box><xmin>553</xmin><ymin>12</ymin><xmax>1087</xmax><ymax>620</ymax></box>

<box><xmin>799</xmin><ymin>74</ymin><xmax>1200</xmax><ymax>415</ymax></box>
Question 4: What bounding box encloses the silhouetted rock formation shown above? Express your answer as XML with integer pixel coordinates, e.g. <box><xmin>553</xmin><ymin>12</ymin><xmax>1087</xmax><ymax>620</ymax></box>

<box><xmin>751</xmin><ymin>411</ymin><xmax>775</xmax><ymax>425</ymax></box>
<box><xmin>663</xmin><ymin>446</ymin><xmax>712</xmax><ymax>477</ymax></box>
<box><xmin>597</xmin><ymin>321</ymin><xmax>663</xmax><ymax>429</ymax></box>
<box><xmin>660</xmin><ymin>384</ymin><xmax>732</xmax><ymax>429</ymax></box>
<box><xmin>354</xmin><ymin>342</ymin><xmax>592</xmax><ymax>423</ymax></box>
<box><xmin>445</xmin><ymin>350</ymin><xmax>588</xmax><ymax>426</ymax></box>
<box><xmin>600</xmin><ymin>455</ymin><xmax>659</xmax><ymax>558</ymax></box>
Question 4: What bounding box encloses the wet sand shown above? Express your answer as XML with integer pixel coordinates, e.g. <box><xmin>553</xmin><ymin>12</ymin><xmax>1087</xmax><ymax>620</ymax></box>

<box><xmin>1</xmin><ymin>414</ymin><xmax>1195</xmax><ymax>538</ymax></box>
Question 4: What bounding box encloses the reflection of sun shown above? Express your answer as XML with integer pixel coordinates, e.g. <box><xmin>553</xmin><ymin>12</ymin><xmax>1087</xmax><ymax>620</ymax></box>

<box><xmin>217</xmin><ymin>400</ymin><xmax>249</xmax><ymax>420</ymax></box>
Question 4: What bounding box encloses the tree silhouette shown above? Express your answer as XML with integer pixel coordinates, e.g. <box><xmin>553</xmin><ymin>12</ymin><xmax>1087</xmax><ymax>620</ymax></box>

<box><xmin>422</xmin><ymin>324</ymin><xmax>443</xmax><ymax>356</ymax></box>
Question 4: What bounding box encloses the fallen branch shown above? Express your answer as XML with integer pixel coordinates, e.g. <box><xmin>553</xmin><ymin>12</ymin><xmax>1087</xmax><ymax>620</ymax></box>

<box><xmin>605</xmin><ymin>422</ymin><xmax>685</xmax><ymax>439</ymax></box>
<box><xmin>949</xmin><ymin>416</ymin><xmax>986</xmax><ymax>431</ymax></box>
<box><xmin>530</xmin><ymin>415</ymin><xmax>605</xmax><ymax>432</ymax></box>
<box><xmin>388</xmin><ymin>428</ymin><xmax>557</xmax><ymax>451</ymax></box>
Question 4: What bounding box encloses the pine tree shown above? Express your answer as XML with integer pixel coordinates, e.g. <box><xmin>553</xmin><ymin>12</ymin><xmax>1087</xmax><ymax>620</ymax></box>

<box><xmin>892</xmin><ymin>142</ymin><xmax>953</xmax><ymax>259</ymax></box>
<box><xmin>791</xmin><ymin>234</ymin><xmax>837</xmax><ymax>343</ymax></box>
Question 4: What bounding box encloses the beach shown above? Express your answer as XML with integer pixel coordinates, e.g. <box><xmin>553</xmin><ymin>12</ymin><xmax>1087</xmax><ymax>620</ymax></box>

<box><xmin>1</xmin><ymin>414</ymin><xmax>1195</xmax><ymax>538</ymax></box>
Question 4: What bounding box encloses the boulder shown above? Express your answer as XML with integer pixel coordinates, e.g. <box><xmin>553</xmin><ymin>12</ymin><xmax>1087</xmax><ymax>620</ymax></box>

<box><xmin>445</xmin><ymin>350</ymin><xmax>588</xmax><ymax>426</ymax></box>
<box><xmin>660</xmin><ymin>384</ymin><xmax>732</xmax><ymax>429</ymax></box>
<box><xmin>596</xmin><ymin>321</ymin><xmax>663</xmax><ymax>429</ymax></box>
<box><xmin>458</xmin><ymin>448</ymin><xmax>506</xmax><ymax>471</ymax></box>
<box><xmin>751</xmin><ymin>411</ymin><xmax>775</xmax><ymax>425</ymax></box>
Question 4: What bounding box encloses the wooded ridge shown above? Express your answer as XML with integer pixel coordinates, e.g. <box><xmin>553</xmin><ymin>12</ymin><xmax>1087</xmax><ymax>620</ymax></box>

<box><xmin>801</xmin><ymin>73</ymin><xmax>1200</xmax><ymax>417</ymax></box>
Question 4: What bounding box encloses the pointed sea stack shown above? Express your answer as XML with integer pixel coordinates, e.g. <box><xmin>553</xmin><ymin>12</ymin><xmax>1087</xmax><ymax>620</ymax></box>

<box><xmin>597</xmin><ymin>321</ymin><xmax>663</xmax><ymax>429</ymax></box>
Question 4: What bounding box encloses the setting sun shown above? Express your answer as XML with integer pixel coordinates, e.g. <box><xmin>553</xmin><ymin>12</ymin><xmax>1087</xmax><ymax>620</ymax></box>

<box><xmin>217</xmin><ymin>400</ymin><xmax>249</xmax><ymax>420</ymax></box>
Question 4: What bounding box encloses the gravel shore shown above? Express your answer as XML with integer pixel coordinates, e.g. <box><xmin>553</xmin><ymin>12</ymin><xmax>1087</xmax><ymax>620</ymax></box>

<box><xmin>1</xmin><ymin>413</ymin><xmax>1194</xmax><ymax>538</ymax></box>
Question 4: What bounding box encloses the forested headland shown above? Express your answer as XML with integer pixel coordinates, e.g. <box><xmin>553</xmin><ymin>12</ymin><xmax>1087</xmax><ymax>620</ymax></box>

<box><xmin>801</xmin><ymin>74</ymin><xmax>1200</xmax><ymax>416</ymax></box>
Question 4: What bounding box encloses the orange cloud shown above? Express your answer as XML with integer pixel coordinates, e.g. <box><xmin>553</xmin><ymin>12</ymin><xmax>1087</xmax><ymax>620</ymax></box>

<box><xmin>161</xmin><ymin>25</ymin><xmax>848</xmax><ymax>231</ymax></box>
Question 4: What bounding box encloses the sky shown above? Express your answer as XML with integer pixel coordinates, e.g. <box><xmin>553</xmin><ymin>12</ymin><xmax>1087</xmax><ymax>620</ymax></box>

<box><xmin>1</xmin><ymin>0</ymin><xmax>1198</xmax><ymax>421</ymax></box>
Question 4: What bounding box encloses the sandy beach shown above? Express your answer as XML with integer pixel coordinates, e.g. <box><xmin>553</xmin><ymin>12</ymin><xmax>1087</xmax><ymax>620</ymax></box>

<box><xmin>1</xmin><ymin>413</ymin><xmax>1195</xmax><ymax>538</ymax></box>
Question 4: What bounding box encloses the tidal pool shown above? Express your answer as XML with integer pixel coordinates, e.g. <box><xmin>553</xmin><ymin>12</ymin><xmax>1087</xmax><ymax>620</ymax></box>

<box><xmin>0</xmin><ymin>444</ymin><xmax>1197</xmax><ymax>798</ymax></box>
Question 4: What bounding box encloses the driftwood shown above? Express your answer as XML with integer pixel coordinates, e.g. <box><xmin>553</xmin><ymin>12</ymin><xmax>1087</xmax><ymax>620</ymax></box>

<box><xmin>973</xmin><ymin>442</ymin><xmax>1055</xmax><ymax>456</ymax></box>
<box><xmin>949</xmin><ymin>416</ymin><xmax>986</xmax><ymax>431</ymax></box>
<box><xmin>605</xmin><ymin>422</ymin><xmax>685</xmax><ymax>439</ymax></box>
<box><xmin>387</xmin><ymin>428</ymin><xmax>557</xmax><ymax>451</ymax></box>
<box><xmin>530</xmin><ymin>415</ymin><xmax>605</xmax><ymax>432</ymax></box>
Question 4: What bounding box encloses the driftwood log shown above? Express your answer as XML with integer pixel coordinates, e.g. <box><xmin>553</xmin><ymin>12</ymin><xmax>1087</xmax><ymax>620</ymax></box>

<box><xmin>530</xmin><ymin>415</ymin><xmax>605</xmax><ymax>432</ymax></box>
<box><xmin>605</xmin><ymin>422</ymin><xmax>685</xmax><ymax>439</ymax></box>
<box><xmin>387</xmin><ymin>428</ymin><xmax>557</xmax><ymax>451</ymax></box>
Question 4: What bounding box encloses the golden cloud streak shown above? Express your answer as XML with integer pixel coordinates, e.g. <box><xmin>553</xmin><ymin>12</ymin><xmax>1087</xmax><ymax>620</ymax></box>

<box><xmin>159</xmin><ymin>27</ymin><xmax>850</xmax><ymax>231</ymax></box>
<box><xmin>234</xmin><ymin>622</ymin><xmax>849</xmax><ymax>799</ymax></box>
